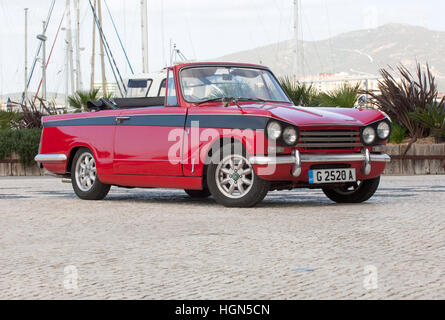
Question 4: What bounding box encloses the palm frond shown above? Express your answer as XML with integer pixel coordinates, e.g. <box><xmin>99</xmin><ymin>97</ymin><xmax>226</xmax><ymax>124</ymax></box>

<box><xmin>315</xmin><ymin>83</ymin><xmax>360</xmax><ymax>108</ymax></box>
<box><xmin>363</xmin><ymin>62</ymin><xmax>438</xmax><ymax>138</ymax></box>
<box><xmin>409</xmin><ymin>101</ymin><xmax>445</xmax><ymax>142</ymax></box>
<box><xmin>279</xmin><ymin>76</ymin><xmax>319</xmax><ymax>106</ymax></box>
<box><xmin>68</xmin><ymin>88</ymin><xmax>103</xmax><ymax>111</ymax></box>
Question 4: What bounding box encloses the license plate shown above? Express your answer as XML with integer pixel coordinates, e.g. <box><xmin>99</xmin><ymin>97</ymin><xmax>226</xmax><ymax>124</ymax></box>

<box><xmin>308</xmin><ymin>168</ymin><xmax>356</xmax><ymax>184</ymax></box>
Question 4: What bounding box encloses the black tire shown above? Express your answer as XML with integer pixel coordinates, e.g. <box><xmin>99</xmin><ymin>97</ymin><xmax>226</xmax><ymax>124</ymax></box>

<box><xmin>322</xmin><ymin>176</ymin><xmax>380</xmax><ymax>203</ymax></box>
<box><xmin>206</xmin><ymin>143</ymin><xmax>270</xmax><ymax>207</ymax></box>
<box><xmin>71</xmin><ymin>147</ymin><xmax>110</xmax><ymax>200</ymax></box>
<box><xmin>184</xmin><ymin>188</ymin><xmax>211</xmax><ymax>198</ymax></box>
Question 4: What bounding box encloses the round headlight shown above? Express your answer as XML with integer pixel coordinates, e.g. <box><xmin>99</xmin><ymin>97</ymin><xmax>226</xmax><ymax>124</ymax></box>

<box><xmin>267</xmin><ymin>121</ymin><xmax>282</xmax><ymax>140</ymax></box>
<box><xmin>283</xmin><ymin>127</ymin><xmax>298</xmax><ymax>145</ymax></box>
<box><xmin>362</xmin><ymin>126</ymin><xmax>376</xmax><ymax>145</ymax></box>
<box><xmin>377</xmin><ymin>121</ymin><xmax>390</xmax><ymax>140</ymax></box>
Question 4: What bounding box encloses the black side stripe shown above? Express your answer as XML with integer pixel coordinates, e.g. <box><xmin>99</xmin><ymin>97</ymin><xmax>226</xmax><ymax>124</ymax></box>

<box><xmin>43</xmin><ymin>114</ymin><xmax>269</xmax><ymax>129</ymax></box>
<box><xmin>43</xmin><ymin>115</ymin><xmax>185</xmax><ymax>127</ymax></box>
<box><xmin>186</xmin><ymin>115</ymin><xmax>268</xmax><ymax>129</ymax></box>
<box><xmin>44</xmin><ymin>117</ymin><xmax>116</xmax><ymax>127</ymax></box>
<box><xmin>121</xmin><ymin>115</ymin><xmax>185</xmax><ymax>127</ymax></box>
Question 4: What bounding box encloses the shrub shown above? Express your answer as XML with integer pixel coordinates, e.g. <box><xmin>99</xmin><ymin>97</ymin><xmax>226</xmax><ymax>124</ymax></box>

<box><xmin>0</xmin><ymin>129</ymin><xmax>42</xmax><ymax>165</ymax></box>
<box><xmin>1</xmin><ymin>99</ymin><xmax>61</xmax><ymax>129</ymax></box>
<box><xmin>0</xmin><ymin>130</ymin><xmax>17</xmax><ymax>161</ymax></box>
<box><xmin>19</xmin><ymin>107</ymin><xmax>43</xmax><ymax>129</ymax></box>
<box><xmin>364</xmin><ymin>63</ymin><xmax>438</xmax><ymax>145</ymax></box>
<box><xmin>0</xmin><ymin>111</ymin><xmax>21</xmax><ymax>130</ymax></box>
<box><xmin>409</xmin><ymin>101</ymin><xmax>445</xmax><ymax>143</ymax></box>
<box><xmin>316</xmin><ymin>83</ymin><xmax>360</xmax><ymax>108</ymax></box>
<box><xmin>279</xmin><ymin>76</ymin><xmax>319</xmax><ymax>106</ymax></box>
<box><xmin>389</xmin><ymin>122</ymin><xmax>408</xmax><ymax>144</ymax></box>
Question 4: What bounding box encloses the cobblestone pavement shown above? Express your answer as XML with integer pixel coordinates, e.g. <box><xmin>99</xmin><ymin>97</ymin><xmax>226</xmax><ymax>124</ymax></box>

<box><xmin>0</xmin><ymin>175</ymin><xmax>444</xmax><ymax>299</ymax></box>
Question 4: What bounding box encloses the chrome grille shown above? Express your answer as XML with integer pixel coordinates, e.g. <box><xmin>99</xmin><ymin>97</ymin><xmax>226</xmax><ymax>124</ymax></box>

<box><xmin>298</xmin><ymin>129</ymin><xmax>362</xmax><ymax>150</ymax></box>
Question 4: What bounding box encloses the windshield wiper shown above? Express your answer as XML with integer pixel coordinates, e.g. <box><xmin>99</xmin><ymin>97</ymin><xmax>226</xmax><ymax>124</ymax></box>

<box><xmin>237</xmin><ymin>97</ymin><xmax>266</xmax><ymax>102</ymax></box>
<box><xmin>195</xmin><ymin>97</ymin><xmax>268</xmax><ymax>105</ymax></box>
<box><xmin>195</xmin><ymin>97</ymin><xmax>225</xmax><ymax>105</ymax></box>
<box><xmin>197</xmin><ymin>96</ymin><xmax>244</xmax><ymax>113</ymax></box>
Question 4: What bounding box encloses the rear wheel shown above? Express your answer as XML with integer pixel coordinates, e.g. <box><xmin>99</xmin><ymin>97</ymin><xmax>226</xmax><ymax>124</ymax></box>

<box><xmin>322</xmin><ymin>176</ymin><xmax>380</xmax><ymax>203</ymax></box>
<box><xmin>71</xmin><ymin>148</ymin><xmax>110</xmax><ymax>200</ymax></box>
<box><xmin>206</xmin><ymin>143</ymin><xmax>270</xmax><ymax>207</ymax></box>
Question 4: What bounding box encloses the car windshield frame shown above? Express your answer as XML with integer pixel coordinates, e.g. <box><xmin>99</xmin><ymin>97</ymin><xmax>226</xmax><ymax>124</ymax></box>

<box><xmin>178</xmin><ymin>65</ymin><xmax>292</xmax><ymax>104</ymax></box>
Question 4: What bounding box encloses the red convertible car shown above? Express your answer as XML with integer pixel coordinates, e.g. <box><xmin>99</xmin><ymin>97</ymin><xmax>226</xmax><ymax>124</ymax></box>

<box><xmin>35</xmin><ymin>62</ymin><xmax>391</xmax><ymax>207</ymax></box>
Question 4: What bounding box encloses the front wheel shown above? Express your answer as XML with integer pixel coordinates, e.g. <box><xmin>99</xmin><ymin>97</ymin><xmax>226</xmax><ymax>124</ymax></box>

<box><xmin>71</xmin><ymin>148</ymin><xmax>110</xmax><ymax>200</ymax></box>
<box><xmin>322</xmin><ymin>176</ymin><xmax>380</xmax><ymax>203</ymax></box>
<box><xmin>206</xmin><ymin>144</ymin><xmax>270</xmax><ymax>207</ymax></box>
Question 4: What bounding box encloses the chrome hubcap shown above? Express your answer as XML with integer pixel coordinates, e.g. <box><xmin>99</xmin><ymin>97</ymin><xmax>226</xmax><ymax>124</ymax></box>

<box><xmin>215</xmin><ymin>154</ymin><xmax>254</xmax><ymax>199</ymax></box>
<box><xmin>75</xmin><ymin>152</ymin><xmax>97</xmax><ymax>192</ymax></box>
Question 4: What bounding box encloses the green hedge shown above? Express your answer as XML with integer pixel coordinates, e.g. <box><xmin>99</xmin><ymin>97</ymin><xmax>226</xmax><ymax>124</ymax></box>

<box><xmin>0</xmin><ymin>129</ymin><xmax>42</xmax><ymax>165</ymax></box>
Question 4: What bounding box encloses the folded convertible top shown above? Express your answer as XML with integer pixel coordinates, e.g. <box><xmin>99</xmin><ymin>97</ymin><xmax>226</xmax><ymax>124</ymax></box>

<box><xmin>87</xmin><ymin>97</ymin><xmax>165</xmax><ymax>111</ymax></box>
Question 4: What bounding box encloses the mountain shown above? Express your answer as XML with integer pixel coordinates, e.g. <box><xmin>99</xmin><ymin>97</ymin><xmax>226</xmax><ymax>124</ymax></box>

<box><xmin>215</xmin><ymin>23</ymin><xmax>445</xmax><ymax>91</ymax></box>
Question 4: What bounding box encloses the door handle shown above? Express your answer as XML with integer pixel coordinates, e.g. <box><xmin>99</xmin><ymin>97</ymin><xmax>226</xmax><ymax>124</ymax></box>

<box><xmin>116</xmin><ymin>116</ymin><xmax>130</xmax><ymax>124</ymax></box>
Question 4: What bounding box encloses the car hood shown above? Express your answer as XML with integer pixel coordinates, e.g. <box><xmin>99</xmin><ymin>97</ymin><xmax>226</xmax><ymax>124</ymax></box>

<box><xmin>243</xmin><ymin>103</ymin><xmax>385</xmax><ymax>126</ymax></box>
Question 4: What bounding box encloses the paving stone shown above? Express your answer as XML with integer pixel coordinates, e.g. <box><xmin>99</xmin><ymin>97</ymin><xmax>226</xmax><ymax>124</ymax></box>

<box><xmin>0</xmin><ymin>176</ymin><xmax>444</xmax><ymax>299</ymax></box>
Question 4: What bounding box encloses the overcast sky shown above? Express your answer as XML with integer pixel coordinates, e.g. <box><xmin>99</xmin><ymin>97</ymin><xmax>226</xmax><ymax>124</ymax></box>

<box><xmin>0</xmin><ymin>0</ymin><xmax>442</xmax><ymax>96</ymax></box>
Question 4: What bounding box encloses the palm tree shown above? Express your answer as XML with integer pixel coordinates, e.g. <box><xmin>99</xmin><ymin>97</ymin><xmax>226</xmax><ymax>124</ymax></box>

<box><xmin>279</xmin><ymin>76</ymin><xmax>319</xmax><ymax>107</ymax></box>
<box><xmin>68</xmin><ymin>89</ymin><xmax>99</xmax><ymax>112</ymax></box>
<box><xmin>68</xmin><ymin>89</ymin><xmax>114</xmax><ymax>112</ymax></box>
<box><xmin>316</xmin><ymin>83</ymin><xmax>360</xmax><ymax>108</ymax></box>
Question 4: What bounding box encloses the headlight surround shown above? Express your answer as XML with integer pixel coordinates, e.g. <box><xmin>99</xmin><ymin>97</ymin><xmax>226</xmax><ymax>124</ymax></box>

<box><xmin>362</xmin><ymin>126</ymin><xmax>376</xmax><ymax>145</ymax></box>
<box><xmin>267</xmin><ymin>121</ymin><xmax>282</xmax><ymax>140</ymax></box>
<box><xmin>377</xmin><ymin>121</ymin><xmax>391</xmax><ymax>140</ymax></box>
<box><xmin>283</xmin><ymin>126</ymin><xmax>298</xmax><ymax>145</ymax></box>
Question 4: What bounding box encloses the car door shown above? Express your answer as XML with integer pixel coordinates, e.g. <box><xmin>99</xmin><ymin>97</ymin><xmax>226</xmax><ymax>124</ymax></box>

<box><xmin>113</xmin><ymin>69</ymin><xmax>186</xmax><ymax>176</ymax></box>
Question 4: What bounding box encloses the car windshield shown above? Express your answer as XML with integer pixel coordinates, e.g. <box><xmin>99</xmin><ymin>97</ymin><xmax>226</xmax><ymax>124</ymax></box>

<box><xmin>179</xmin><ymin>66</ymin><xmax>291</xmax><ymax>104</ymax></box>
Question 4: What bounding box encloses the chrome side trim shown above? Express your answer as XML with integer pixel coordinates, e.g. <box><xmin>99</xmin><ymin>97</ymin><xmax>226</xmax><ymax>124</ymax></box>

<box><xmin>34</xmin><ymin>154</ymin><xmax>67</xmax><ymax>162</ymax></box>
<box><xmin>370</xmin><ymin>154</ymin><xmax>391</xmax><ymax>162</ymax></box>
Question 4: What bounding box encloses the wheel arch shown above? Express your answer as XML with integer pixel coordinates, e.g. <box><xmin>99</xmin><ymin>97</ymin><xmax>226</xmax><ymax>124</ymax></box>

<box><xmin>199</xmin><ymin>136</ymin><xmax>248</xmax><ymax>187</ymax></box>
<box><xmin>66</xmin><ymin>144</ymin><xmax>98</xmax><ymax>173</ymax></box>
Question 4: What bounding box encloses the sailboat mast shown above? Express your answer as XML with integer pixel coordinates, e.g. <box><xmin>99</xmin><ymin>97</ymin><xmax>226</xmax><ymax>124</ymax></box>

<box><xmin>24</xmin><ymin>8</ymin><xmax>29</xmax><ymax>104</ymax></box>
<box><xmin>97</xmin><ymin>0</ymin><xmax>107</xmax><ymax>95</ymax></box>
<box><xmin>90</xmin><ymin>0</ymin><xmax>96</xmax><ymax>91</ymax></box>
<box><xmin>75</xmin><ymin>0</ymin><xmax>82</xmax><ymax>90</ymax></box>
<box><xmin>141</xmin><ymin>0</ymin><xmax>149</xmax><ymax>73</ymax></box>
<box><xmin>293</xmin><ymin>0</ymin><xmax>299</xmax><ymax>80</ymax></box>
<box><xmin>40</xmin><ymin>21</ymin><xmax>47</xmax><ymax>101</ymax></box>
<box><xmin>161</xmin><ymin>1</ymin><xmax>165</xmax><ymax>67</ymax></box>
<box><xmin>65</xmin><ymin>0</ymin><xmax>75</xmax><ymax>93</ymax></box>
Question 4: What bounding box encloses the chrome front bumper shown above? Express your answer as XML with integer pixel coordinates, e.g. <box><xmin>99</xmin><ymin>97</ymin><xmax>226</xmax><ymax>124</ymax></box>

<box><xmin>249</xmin><ymin>149</ymin><xmax>391</xmax><ymax>177</ymax></box>
<box><xmin>34</xmin><ymin>154</ymin><xmax>67</xmax><ymax>162</ymax></box>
